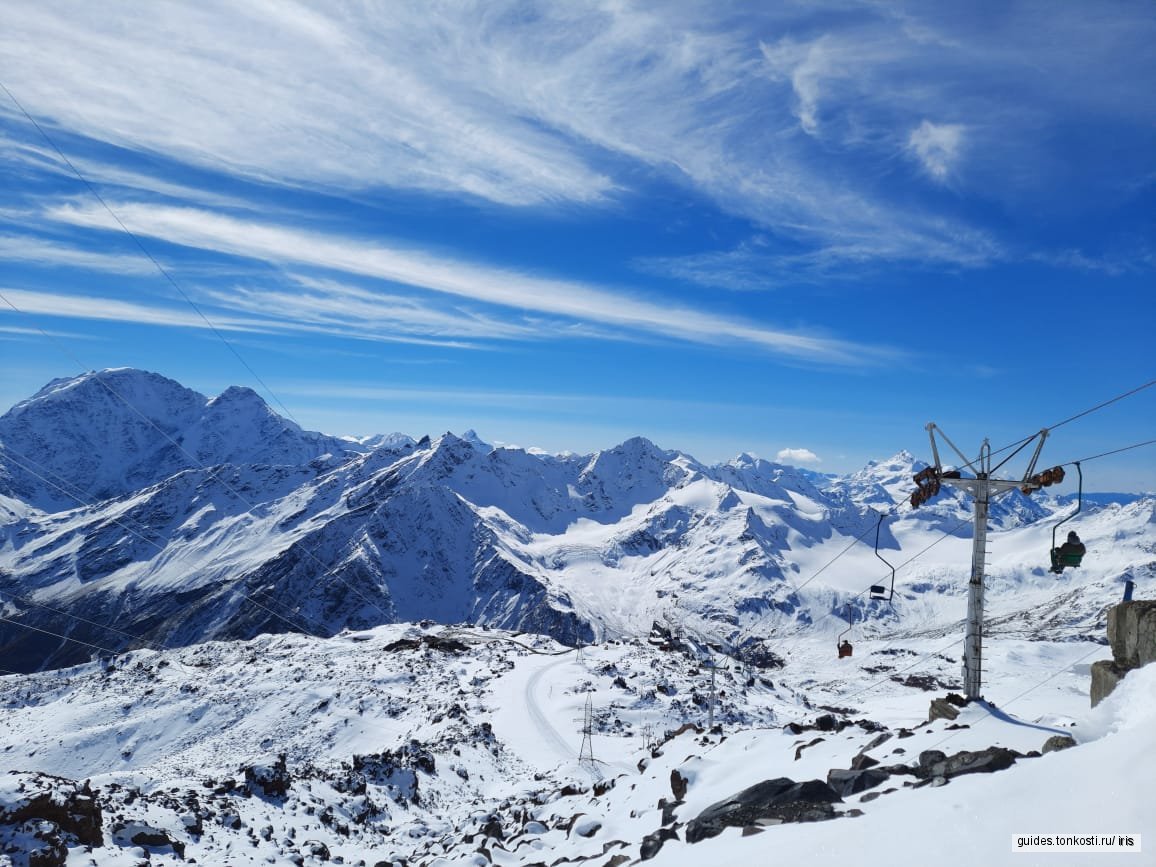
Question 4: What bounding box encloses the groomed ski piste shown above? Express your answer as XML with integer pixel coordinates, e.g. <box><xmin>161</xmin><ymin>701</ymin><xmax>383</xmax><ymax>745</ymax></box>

<box><xmin>1</xmin><ymin>515</ymin><xmax>1152</xmax><ymax>867</ymax></box>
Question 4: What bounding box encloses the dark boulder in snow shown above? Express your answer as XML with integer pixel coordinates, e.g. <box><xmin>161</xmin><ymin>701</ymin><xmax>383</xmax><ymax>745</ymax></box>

<box><xmin>0</xmin><ymin>773</ymin><xmax>103</xmax><ymax>849</ymax></box>
<box><xmin>826</xmin><ymin>767</ymin><xmax>892</xmax><ymax>797</ymax></box>
<box><xmin>685</xmin><ymin>777</ymin><xmax>843</xmax><ymax>843</ymax></box>
<box><xmin>914</xmin><ymin>746</ymin><xmax>1020</xmax><ymax>780</ymax></box>
<box><xmin>1041</xmin><ymin>734</ymin><xmax>1077</xmax><ymax>754</ymax></box>
<box><xmin>639</xmin><ymin>825</ymin><xmax>680</xmax><ymax>860</ymax></box>
<box><xmin>244</xmin><ymin>754</ymin><xmax>291</xmax><ymax>798</ymax></box>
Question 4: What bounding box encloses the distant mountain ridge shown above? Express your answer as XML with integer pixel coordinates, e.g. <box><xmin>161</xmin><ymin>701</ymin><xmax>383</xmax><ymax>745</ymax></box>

<box><xmin>0</xmin><ymin>368</ymin><xmax>366</xmax><ymax>511</ymax></box>
<box><xmin>0</xmin><ymin>369</ymin><xmax>1149</xmax><ymax>673</ymax></box>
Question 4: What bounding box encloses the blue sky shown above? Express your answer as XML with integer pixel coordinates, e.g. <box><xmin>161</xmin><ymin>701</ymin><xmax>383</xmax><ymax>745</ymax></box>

<box><xmin>1</xmin><ymin>1</ymin><xmax>1153</xmax><ymax>490</ymax></box>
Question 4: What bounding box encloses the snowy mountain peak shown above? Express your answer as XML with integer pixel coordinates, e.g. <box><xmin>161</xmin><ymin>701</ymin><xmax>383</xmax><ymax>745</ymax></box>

<box><xmin>459</xmin><ymin>429</ymin><xmax>493</xmax><ymax>452</ymax></box>
<box><xmin>208</xmin><ymin>383</ymin><xmax>265</xmax><ymax>408</ymax></box>
<box><xmin>0</xmin><ymin>369</ymin><xmax>356</xmax><ymax>511</ymax></box>
<box><xmin>7</xmin><ymin>367</ymin><xmax>202</xmax><ymax>418</ymax></box>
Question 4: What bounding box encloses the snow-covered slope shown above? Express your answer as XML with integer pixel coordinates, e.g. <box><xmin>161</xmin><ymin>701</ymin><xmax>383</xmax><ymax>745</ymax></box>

<box><xmin>0</xmin><ymin>369</ymin><xmax>1151</xmax><ymax>679</ymax></box>
<box><xmin>1</xmin><ymin>368</ymin><xmax>1154</xmax><ymax>865</ymax></box>
<box><xmin>1</xmin><ymin>620</ymin><xmax>1152</xmax><ymax>866</ymax></box>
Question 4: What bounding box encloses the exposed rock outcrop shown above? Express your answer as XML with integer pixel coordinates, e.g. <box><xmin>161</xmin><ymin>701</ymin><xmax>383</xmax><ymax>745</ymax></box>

<box><xmin>1092</xmin><ymin>600</ymin><xmax>1156</xmax><ymax>706</ymax></box>
<box><xmin>0</xmin><ymin>773</ymin><xmax>104</xmax><ymax>867</ymax></box>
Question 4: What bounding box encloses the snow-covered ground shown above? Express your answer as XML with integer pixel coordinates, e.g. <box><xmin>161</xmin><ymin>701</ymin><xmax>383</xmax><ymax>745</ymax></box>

<box><xmin>1</xmin><ymin>369</ymin><xmax>1153</xmax><ymax>864</ymax></box>
<box><xmin>1</xmin><ymin>613</ymin><xmax>1151</xmax><ymax>866</ymax></box>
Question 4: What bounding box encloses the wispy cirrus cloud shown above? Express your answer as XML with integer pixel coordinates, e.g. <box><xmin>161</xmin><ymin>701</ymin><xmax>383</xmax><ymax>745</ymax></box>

<box><xmin>0</xmin><ymin>287</ymin><xmax>265</xmax><ymax>332</ymax></box>
<box><xmin>0</xmin><ymin>234</ymin><xmax>155</xmax><ymax>275</ymax></box>
<box><xmin>3</xmin><ymin>2</ymin><xmax>1151</xmax><ymax>274</ymax></box>
<box><xmin>46</xmin><ymin>200</ymin><xmax>897</xmax><ymax>364</ymax></box>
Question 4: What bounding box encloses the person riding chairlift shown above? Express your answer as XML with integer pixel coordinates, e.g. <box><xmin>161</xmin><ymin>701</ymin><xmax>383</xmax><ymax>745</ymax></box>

<box><xmin>838</xmin><ymin>639</ymin><xmax>853</xmax><ymax>659</ymax></box>
<box><xmin>1051</xmin><ymin>531</ymin><xmax>1086</xmax><ymax>574</ymax></box>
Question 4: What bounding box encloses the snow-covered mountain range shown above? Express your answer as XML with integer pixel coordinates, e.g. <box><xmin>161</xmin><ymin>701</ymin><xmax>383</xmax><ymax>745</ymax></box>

<box><xmin>0</xmin><ymin>368</ymin><xmax>1152</xmax><ymax>677</ymax></box>
<box><xmin>2</xmin><ymin>368</ymin><xmax>1155</xmax><ymax>867</ymax></box>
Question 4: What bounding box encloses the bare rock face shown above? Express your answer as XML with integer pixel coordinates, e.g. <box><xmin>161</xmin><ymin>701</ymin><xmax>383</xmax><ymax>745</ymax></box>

<box><xmin>1107</xmin><ymin>600</ymin><xmax>1156</xmax><ymax>668</ymax></box>
<box><xmin>913</xmin><ymin>746</ymin><xmax>1020</xmax><ymax>781</ymax></box>
<box><xmin>928</xmin><ymin>697</ymin><xmax>961</xmax><ymax>722</ymax></box>
<box><xmin>1091</xmin><ymin>659</ymin><xmax>1130</xmax><ymax>708</ymax></box>
<box><xmin>826</xmin><ymin>767</ymin><xmax>892</xmax><ymax>797</ymax></box>
<box><xmin>1041</xmin><ymin>735</ymin><xmax>1077</xmax><ymax>755</ymax></box>
<box><xmin>244</xmin><ymin>754</ymin><xmax>292</xmax><ymax>799</ymax></box>
<box><xmin>1094</xmin><ymin>600</ymin><xmax>1156</xmax><ymax>706</ymax></box>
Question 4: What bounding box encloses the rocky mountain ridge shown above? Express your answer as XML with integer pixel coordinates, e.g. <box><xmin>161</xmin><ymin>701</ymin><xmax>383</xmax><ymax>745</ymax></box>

<box><xmin>1</xmin><ymin>369</ymin><xmax>1150</xmax><ymax>675</ymax></box>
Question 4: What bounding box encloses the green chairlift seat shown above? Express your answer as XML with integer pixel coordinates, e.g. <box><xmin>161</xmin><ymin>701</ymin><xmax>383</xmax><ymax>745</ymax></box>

<box><xmin>1050</xmin><ymin>548</ymin><xmax>1084</xmax><ymax>571</ymax></box>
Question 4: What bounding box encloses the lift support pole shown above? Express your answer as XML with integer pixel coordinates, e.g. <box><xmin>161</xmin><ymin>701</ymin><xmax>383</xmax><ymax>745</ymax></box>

<box><xmin>941</xmin><ymin>469</ymin><xmax>1024</xmax><ymax>700</ymax></box>
<box><xmin>920</xmin><ymin>426</ymin><xmax>1050</xmax><ymax>701</ymax></box>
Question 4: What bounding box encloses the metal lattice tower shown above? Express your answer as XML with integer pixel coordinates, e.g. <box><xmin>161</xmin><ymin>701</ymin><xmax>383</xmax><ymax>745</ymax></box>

<box><xmin>577</xmin><ymin>693</ymin><xmax>596</xmax><ymax>765</ymax></box>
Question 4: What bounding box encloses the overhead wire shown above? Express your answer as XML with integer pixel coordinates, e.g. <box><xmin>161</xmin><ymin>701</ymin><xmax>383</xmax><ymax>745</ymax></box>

<box><xmin>774</xmin><ymin>515</ymin><xmax>971</xmax><ymax>661</ymax></box>
<box><xmin>0</xmin><ymin>300</ymin><xmax>397</xmax><ymax>626</ymax></box>
<box><xmin>0</xmin><ymin>445</ymin><xmax>322</xmax><ymax>648</ymax></box>
<box><xmin>812</xmin><ymin>433</ymin><xmax>1154</xmax><ymax>710</ymax></box>
<box><xmin>0</xmin><ymin>614</ymin><xmax>126</xmax><ymax>659</ymax></box>
<box><xmin>988</xmin><ymin>378</ymin><xmax>1156</xmax><ymax>461</ymax></box>
<box><xmin>924</xmin><ymin>641</ymin><xmax>1107</xmax><ymax>753</ymax></box>
<box><xmin>1061</xmin><ymin>438</ymin><xmax>1156</xmax><ymax>466</ymax></box>
<box><xmin>0</xmin><ymin>79</ymin><xmax>304</xmax><ymax>428</ymax></box>
<box><xmin>762</xmin><ymin>402</ymin><xmax>1153</xmax><ymax>690</ymax></box>
<box><xmin>1</xmin><ymin>82</ymin><xmax>404</xmax><ymax>646</ymax></box>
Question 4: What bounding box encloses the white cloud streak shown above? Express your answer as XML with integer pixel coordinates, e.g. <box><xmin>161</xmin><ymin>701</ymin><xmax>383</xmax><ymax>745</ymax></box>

<box><xmin>46</xmin><ymin>201</ymin><xmax>893</xmax><ymax>364</ymax></box>
<box><xmin>0</xmin><ymin>287</ymin><xmax>266</xmax><ymax>332</ymax></box>
<box><xmin>776</xmin><ymin>447</ymin><xmax>821</xmax><ymax>465</ymax></box>
<box><xmin>0</xmin><ymin>234</ymin><xmax>155</xmax><ymax>275</ymax></box>
<box><xmin>3</xmin><ymin>2</ymin><xmax>1149</xmax><ymax>274</ymax></box>
<box><xmin>907</xmin><ymin>120</ymin><xmax>965</xmax><ymax>181</ymax></box>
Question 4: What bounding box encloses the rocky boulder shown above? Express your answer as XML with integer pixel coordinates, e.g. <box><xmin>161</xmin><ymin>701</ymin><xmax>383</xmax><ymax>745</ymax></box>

<box><xmin>244</xmin><ymin>754</ymin><xmax>291</xmax><ymax>799</ymax></box>
<box><xmin>1091</xmin><ymin>659</ymin><xmax>1130</xmax><ymax>708</ymax></box>
<box><xmin>685</xmin><ymin>778</ymin><xmax>843</xmax><ymax>843</ymax></box>
<box><xmin>1107</xmin><ymin>600</ymin><xmax>1156</xmax><ymax>668</ymax></box>
<box><xmin>0</xmin><ymin>773</ymin><xmax>104</xmax><ymax>867</ymax></box>
<box><xmin>914</xmin><ymin>747</ymin><xmax>1020</xmax><ymax>781</ymax></box>
<box><xmin>826</xmin><ymin>767</ymin><xmax>892</xmax><ymax>798</ymax></box>
<box><xmin>0</xmin><ymin>773</ymin><xmax>103</xmax><ymax>847</ymax></box>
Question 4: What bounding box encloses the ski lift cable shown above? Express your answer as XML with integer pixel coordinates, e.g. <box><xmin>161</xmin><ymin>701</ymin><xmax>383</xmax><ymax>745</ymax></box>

<box><xmin>0</xmin><ymin>448</ymin><xmax>322</xmax><ymax>643</ymax></box>
<box><xmin>829</xmin><ymin>440</ymin><xmax>1152</xmax><ymax>706</ymax></box>
<box><xmin>1046</xmin><ymin>379</ymin><xmax>1156</xmax><ymax>434</ymax></box>
<box><xmin>0</xmin><ymin>79</ymin><xmax>304</xmax><ymax>430</ymax></box>
<box><xmin>774</xmin><ymin>515</ymin><xmax>971</xmax><ymax>661</ymax></box>
<box><xmin>0</xmin><ymin>443</ymin><xmax>168</xmax><ymax>548</ymax></box>
<box><xmin>924</xmin><ymin>641</ymin><xmax>1106</xmax><ymax>753</ymax></box>
<box><xmin>0</xmin><ymin>612</ymin><xmax>213</xmax><ymax>679</ymax></box>
<box><xmin>1058</xmin><ymin>437</ymin><xmax>1156</xmax><ymax>467</ymax></box>
<box><xmin>0</xmin><ymin>614</ymin><xmax>127</xmax><ymax>659</ymax></box>
<box><xmin>0</xmin><ymin>292</ymin><xmax>395</xmax><ymax>626</ymax></box>
<box><xmin>836</xmin><ymin>634</ymin><xmax>963</xmax><ymax>704</ymax></box>
<box><xmin>987</xmin><ymin>379</ymin><xmax>1156</xmax><ymax>461</ymax></box>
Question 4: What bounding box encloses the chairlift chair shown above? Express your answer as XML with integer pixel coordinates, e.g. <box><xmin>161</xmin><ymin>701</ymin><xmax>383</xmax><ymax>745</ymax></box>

<box><xmin>1049</xmin><ymin>462</ymin><xmax>1085</xmax><ymax>574</ymax></box>
<box><xmin>869</xmin><ymin>512</ymin><xmax>896</xmax><ymax>602</ymax></box>
<box><xmin>837</xmin><ymin>605</ymin><xmax>854</xmax><ymax>658</ymax></box>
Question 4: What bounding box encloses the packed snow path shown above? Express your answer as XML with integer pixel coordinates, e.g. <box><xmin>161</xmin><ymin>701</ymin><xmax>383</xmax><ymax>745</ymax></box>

<box><xmin>492</xmin><ymin>652</ymin><xmax>584</xmax><ymax>772</ymax></box>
